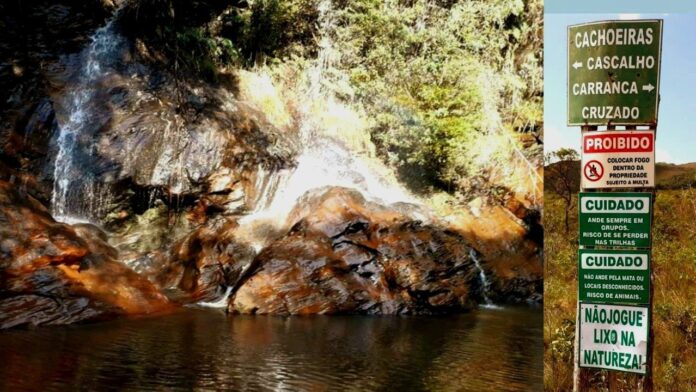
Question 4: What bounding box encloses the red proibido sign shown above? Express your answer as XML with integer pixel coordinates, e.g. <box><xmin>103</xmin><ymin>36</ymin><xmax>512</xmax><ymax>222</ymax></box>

<box><xmin>580</xmin><ymin>130</ymin><xmax>655</xmax><ymax>189</ymax></box>
<box><xmin>584</xmin><ymin>132</ymin><xmax>654</xmax><ymax>154</ymax></box>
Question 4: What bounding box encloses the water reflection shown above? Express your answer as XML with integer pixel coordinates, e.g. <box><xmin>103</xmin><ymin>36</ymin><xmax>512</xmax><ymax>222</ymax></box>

<box><xmin>0</xmin><ymin>307</ymin><xmax>541</xmax><ymax>391</ymax></box>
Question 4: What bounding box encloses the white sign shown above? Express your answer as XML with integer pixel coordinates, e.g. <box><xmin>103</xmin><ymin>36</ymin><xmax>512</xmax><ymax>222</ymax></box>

<box><xmin>580</xmin><ymin>303</ymin><xmax>649</xmax><ymax>374</ymax></box>
<box><xmin>580</xmin><ymin>194</ymin><xmax>651</xmax><ymax>214</ymax></box>
<box><xmin>580</xmin><ymin>252</ymin><xmax>648</xmax><ymax>271</ymax></box>
<box><xmin>581</xmin><ymin>130</ymin><xmax>655</xmax><ymax>189</ymax></box>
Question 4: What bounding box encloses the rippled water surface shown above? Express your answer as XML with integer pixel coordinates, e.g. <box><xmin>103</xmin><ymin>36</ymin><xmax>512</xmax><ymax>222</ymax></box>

<box><xmin>0</xmin><ymin>307</ymin><xmax>542</xmax><ymax>391</ymax></box>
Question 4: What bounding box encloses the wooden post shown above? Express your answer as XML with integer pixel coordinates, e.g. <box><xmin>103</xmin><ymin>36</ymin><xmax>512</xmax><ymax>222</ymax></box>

<box><xmin>573</xmin><ymin>125</ymin><xmax>596</xmax><ymax>392</ymax></box>
<box><xmin>573</xmin><ymin>124</ymin><xmax>657</xmax><ymax>392</ymax></box>
<box><xmin>606</xmin><ymin>124</ymin><xmax>618</xmax><ymax>392</ymax></box>
<box><xmin>639</xmin><ymin>123</ymin><xmax>655</xmax><ymax>392</ymax></box>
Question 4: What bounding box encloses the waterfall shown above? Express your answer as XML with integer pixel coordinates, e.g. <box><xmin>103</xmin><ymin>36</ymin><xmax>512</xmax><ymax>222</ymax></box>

<box><xmin>51</xmin><ymin>17</ymin><xmax>125</xmax><ymax>224</ymax></box>
<box><xmin>232</xmin><ymin>0</ymin><xmax>418</xmax><ymax>251</ymax></box>
<box><xmin>469</xmin><ymin>248</ymin><xmax>499</xmax><ymax>308</ymax></box>
<box><xmin>195</xmin><ymin>286</ymin><xmax>233</xmax><ymax>309</ymax></box>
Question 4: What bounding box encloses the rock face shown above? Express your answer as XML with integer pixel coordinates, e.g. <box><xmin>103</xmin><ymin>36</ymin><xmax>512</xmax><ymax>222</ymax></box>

<box><xmin>0</xmin><ymin>0</ymin><xmax>543</xmax><ymax>328</ymax></box>
<box><xmin>448</xmin><ymin>201</ymin><xmax>543</xmax><ymax>304</ymax></box>
<box><xmin>229</xmin><ymin>187</ymin><xmax>479</xmax><ymax>315</ymax></box>
<box><xmin>2</xmin><ymin>0</ymin><xmax>297</xmax><ymax>233</ymax></box>
<box><xmin>0</xmin><ymin>181</ymin><xmax>170</xmax><ymax>329</ymax></box>
<box><xmin>152</xmin><ymin>217</ymin><xmax>254</xmax><ymax>303</ymax></box>
<box><xmin>0</xmin><ymin>0</ymin><xmax>115</xmax><ymax>204</ymax></box>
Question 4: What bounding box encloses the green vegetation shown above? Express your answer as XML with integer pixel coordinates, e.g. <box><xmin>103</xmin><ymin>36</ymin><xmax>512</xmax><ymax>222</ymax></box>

<box><xmin>657</xmin><ymin>172</ymin><xmax>696</xmax><ymax>190</ymax></box>
<box><xmin>122</xmin><ymin>0</ymin><xmax>542</xmax><ymax>201</ymax></box>
<box><xmin>544</xmin><ymin>189</ymin><xmax>696</xmax><ymax>391</ymax></box>
<box><xmin>545</xmin><ymin>148</ymin><xmax>579</xmax><ymax>234</ymax></box>
<box><xmin>330</xmin><ymin>0</ymin><xmax>543</xmax><ymax>194</ymax></box>
<box><xmin>171</xmin><ymin>27</ymin><xmax>240</xmax><ymax>79</ymax></box>
<box><xmin>121</xmin><ymin>0</ymin><xmax>319</xmax><ymax>80</ymax></box>
<box><xmin>238</xmin><ymin>0</ymin><xmax>319</xmax><ymax>62</ymax></box>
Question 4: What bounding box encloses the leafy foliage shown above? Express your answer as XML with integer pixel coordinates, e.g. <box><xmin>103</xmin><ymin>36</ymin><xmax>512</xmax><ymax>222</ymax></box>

<box><xmin>121</xmin><ymin>0</ymin><xmax>543</xmax><ymax>200</ymax></box>
<box><xmin>218</xmin><ymin>0</ymin><xmax>319</xmax><ymax>64</ymax></box>
<box><xmin>545</xmin><ymin>148</ymin><xmax>579</xmax><ymax>233</ymax></box>
<box><xmin>121</xmin><ymin>0</ymin><xmax>319</xmax><ymax>79</ymax></box>
<box><xmin>173</xmin><ymin>27</ymin><xmax>241</xmax><ymax>78</ymax></box>
<box><xmin>326</xmin><ymin>0</ymin><xmax>542</xmax><ymax>193</ymax></box>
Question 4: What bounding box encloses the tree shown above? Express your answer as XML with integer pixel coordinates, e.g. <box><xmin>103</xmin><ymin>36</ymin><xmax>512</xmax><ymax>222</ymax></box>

<box><xmin>545</xmin><ymin>148</ymin><xmax>578</xmax><ymax>234</ymax></box>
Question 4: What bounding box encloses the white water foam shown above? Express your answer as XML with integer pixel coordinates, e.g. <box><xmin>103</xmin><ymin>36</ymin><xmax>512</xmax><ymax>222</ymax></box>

<box><xmin>195</xmin><ymin>286</ymin><xmax>233</xmax><ymax>309</ymax></box>
<box><xmin>232</xmin><ymin>0</ymin><xmax>418</xmax><ymax>251</ymax></box>
<box><xmin>469</xmin><ymin>248</ymin><xmax>501</xmax><ymax>309</ymax></box>
<box><xmin>51</xmin><ymin>17</ymin><xmax>125</xmax><ymax>223</ymax></box>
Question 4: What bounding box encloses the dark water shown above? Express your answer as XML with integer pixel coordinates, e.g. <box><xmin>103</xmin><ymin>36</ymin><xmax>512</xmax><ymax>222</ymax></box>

<box><xmin>0</xmin><ymin>306</ymin><xmax>542</xmax><ymax>391</ymax></box>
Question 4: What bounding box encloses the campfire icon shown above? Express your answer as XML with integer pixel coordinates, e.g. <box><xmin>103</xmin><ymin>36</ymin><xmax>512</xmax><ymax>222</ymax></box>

<box><xmin>583</xmin><ymin>160</ymin><xmax>604</xmax><ymax>182</ymax></box>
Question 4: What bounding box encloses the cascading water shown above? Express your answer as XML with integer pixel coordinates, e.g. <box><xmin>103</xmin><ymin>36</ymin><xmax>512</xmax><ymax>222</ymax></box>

<box><xmin>469</xmin><ymin>248</ymin><xmax>498</xmax><ymax>308</ymax></box>
<box><xmin>195</xmin><ymin>286</ymin><xmax>233</xmax><ymax>309</ymax></box>
<box><xmin>192</xmin><ymin>0</ymin><xmax>422</xmax><ymax>306</ymax></box>
<box><xmin>51</xmin><ymin>17</ymin><xmax>125</xmax><ymax>223</ymax></box>
<box><xmin>232</xmin><ymin>0</ymin><xmax>418</xmax><ymax>250</ymax></box>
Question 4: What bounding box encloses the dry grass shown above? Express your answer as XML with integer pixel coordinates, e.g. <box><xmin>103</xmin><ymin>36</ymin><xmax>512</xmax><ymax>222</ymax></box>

<box><xmin>544</xmin><ymin>190</ymin><xmax>696</xmax><ymax>391</ymax></box>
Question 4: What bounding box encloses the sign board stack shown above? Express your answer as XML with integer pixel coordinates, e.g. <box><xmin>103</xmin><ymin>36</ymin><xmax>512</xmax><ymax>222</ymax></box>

<box><xmin>568</xmin><ymin>19</ymin><xmax>663</xmax><ymax>391</ymax></box>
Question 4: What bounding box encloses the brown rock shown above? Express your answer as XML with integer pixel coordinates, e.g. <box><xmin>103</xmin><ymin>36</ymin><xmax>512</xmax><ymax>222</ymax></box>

<box><xmin>0</xmin><ymin>181</ymin><xmax>170</xmax><ymax>329</ymax></box>
<box><xmin>447</xmin><ymin>204</ymin><xmax>543</xmax><ymax>303</ymax></box>
<box><xmin>153</xmin><ymin>217</ymin><xmax>254</xmax><ymax>303</ymax></box>
<box><xmin>229</xmin><ymin>187</ymin><xmax>479</xmax><ymax>315</ymax></box>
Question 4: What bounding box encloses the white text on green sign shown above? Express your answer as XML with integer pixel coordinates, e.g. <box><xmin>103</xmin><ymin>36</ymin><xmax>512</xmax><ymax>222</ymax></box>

<box><xmin>568</xmin><ymin>20</ymin><xmax>663</xmax><ymax>125</ymax></box>
<box><xmin>579</xmin><ymin>192</ymin><xmax>652</xmax><ymax>247</ymax></box>
<box><xmin>579</xmin><ymin>249</ymin><xmax>650</xmax><ymax>304</ymax></box>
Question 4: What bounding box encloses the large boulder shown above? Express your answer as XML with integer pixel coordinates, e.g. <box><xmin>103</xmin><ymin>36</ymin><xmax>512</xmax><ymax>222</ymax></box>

<box><xmin>229</xmin><ymin>187</ymin><xmax>481</xmax><ymax>315</ymax></box>
<box><xmin>151</xmin><ymin>217</ymin><xmax>255</xmax><ymax>303</ymax></box>
<box><xmin>0</xmin><ymin>180</ymin><xmax>170</xmax><ymax>329</ymax></box>
<box><xmin>447</xmin><ymin>198</ymin><xmax>543</xmax><ymax>304</ymax></box>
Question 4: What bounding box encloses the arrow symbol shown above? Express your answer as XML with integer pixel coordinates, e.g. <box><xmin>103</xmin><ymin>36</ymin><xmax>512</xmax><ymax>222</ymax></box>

<box><xmin>642</xmin><ymin>83</ymin><xmax>655</xmax><ymax>92</ymax></box>
<box><xmin>572</xmin><ymin>61</ymin><xmax>583</xmax><ymax>69</ymax></box>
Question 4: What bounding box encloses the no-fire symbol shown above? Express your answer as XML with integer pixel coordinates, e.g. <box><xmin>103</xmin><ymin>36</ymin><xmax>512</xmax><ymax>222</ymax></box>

<box><xmin>583</xmin><ymin>160</ymin><xmax>604</xmax><ymax>182</ymax></box>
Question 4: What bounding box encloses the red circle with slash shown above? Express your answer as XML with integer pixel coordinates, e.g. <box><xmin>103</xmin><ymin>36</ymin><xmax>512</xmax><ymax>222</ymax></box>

<box><xmin>583</xmin><ymin>160</ymin><xmax>604</xmax><ymax>182</ymax></box>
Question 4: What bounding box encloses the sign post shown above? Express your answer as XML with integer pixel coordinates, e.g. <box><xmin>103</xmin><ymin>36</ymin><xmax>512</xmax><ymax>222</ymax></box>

<box><xmin>569</xmin><ymin>18</ymin><xmax>662</xmax><ymax>392</ymax></box>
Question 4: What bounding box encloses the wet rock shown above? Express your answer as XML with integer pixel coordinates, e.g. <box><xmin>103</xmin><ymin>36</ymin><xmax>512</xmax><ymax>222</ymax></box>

<box><xmin>119</xmin><ymin>216</ymin><xmax>254</xmax><ymax>304</ymax></box>
<box><xmin>0</xmin><ymin>0</ymin><xmax>298</xmax><ymax>235</ymax></box>
<box><xmin>0</xmin><ymin>0</ymin><xmax>543</xmax><ymax>326</ymax></box>
<box><xmin>0</xmin><ymin>98</ymin><xmax>58</xmax><ymax>204</ymax></box>
<box><xmin>229</xmin><ymin>187</ymin><xmax>480</xmax><ymax>315</ymax></box>
<box><xmin>0</xmin><ymin>290</ymin><xmax>119</xmax><ymax>330</ymax></box>
<box><xmin>21</xmin><ymin>99</ymin><xmax>56</xmax><ymax>156</ymax></box>
<box><xmin>447</xmin><ymin>204</ymin><xmax>543</xmax><ymax>304</ymax></box>
<box><xmin>109</xmin><ymin>201</ymin><xmax>182</xmax><ymax>257</ymax></box>
<box><xmin>43</xmin><ymin>46</ymin><xmax>296</xmax><ymax>200</ymax></box>
<box><xmin>39</xmin><ymin>52</ymin><xmax>298</xmax><ymax>246</ymax></box>
<box><xmin>0</xmin><ymin>181</ymin><xmax>170</xmax><ymax>329</ymax></box>
<box><xmin>0</xmin><ymin>0</ymin><xmax>116</xmax><ymax>206</ymax></box>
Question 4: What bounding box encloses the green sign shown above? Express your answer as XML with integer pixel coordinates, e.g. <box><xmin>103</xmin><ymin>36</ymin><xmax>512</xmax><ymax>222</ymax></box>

<box><xmin>579</xmin><ymin>303</ymin><xmax>649</xmax><ymax>374</ymax></box>
<box><xmin>579</xmin><ymin>249</ymin><xmax>650</xmax><ymax>305</ymax></box>
<box><xmin>579</xmin><ymin>192</ymin><xmax>652</xmax><ymax>247</ymax></box>
<box><xmin>568</xmin><ymin>20</ymin><xmax>663</xmax><ymax>125</ymax></box>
